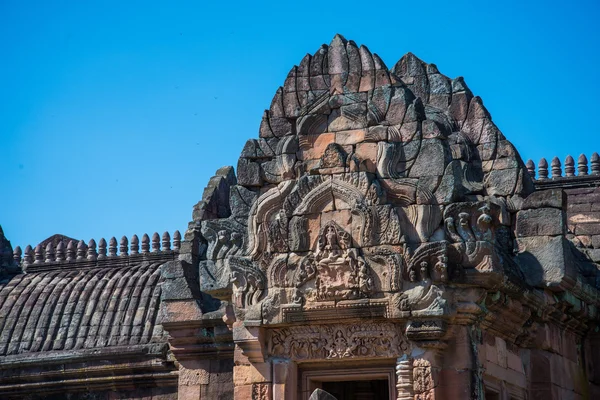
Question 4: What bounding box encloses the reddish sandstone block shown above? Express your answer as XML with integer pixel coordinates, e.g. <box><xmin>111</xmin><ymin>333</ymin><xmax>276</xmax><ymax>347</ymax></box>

<box><xmin>335</xmin><ymin>129</ymin><xmax>366</xmax><ymax>145</ymax></box>
<box><xmin>355</xmin><ymin>142</ymin><xmax>378</xmax><ymax>173</ymax></box>
<box><xmin>300</xmin><ymin>133</ymin><xmax>335</xmax><ymax>160</ymax></box>
<box><xmin>233</xmin><ymin>363</ymin><xmax>272</xmax><ymax>386</ymax></box>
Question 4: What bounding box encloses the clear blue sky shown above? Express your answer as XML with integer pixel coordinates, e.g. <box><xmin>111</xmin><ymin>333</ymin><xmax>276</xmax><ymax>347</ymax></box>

<box><xmin>1</xmin><ymin>0</ymin><xmax>599</xmax><ymax>249</ymax></box>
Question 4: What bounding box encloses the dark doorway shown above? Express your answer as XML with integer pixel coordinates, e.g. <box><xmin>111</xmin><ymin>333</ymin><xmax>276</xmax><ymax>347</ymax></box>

<box><xmin>321</xmin><ymin>379</ymin><xmax>389</xmax><ymax>400</ymax></box>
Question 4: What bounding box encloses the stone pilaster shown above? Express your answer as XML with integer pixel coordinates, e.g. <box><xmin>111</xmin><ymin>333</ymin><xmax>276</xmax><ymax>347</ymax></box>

<box><xmin>273</xmin><ymin>359</ymin><xmax>297</xmax><ymax>400</ymax></box>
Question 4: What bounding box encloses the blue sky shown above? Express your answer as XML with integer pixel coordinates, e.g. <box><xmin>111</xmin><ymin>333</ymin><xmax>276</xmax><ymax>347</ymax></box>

<box><xmin>1</xmin><ymin>0</ymin><xmax>599</xmax><ymax>249</ymax></box>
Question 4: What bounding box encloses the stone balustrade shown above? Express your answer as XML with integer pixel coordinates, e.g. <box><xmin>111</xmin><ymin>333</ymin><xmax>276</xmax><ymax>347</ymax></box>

<box><xmin>12</xmin><ymin>230</ymin><xmax>181</xmax><ymax>271</ymax></box>
<box><xmin>526</xmin><ymin>153</ymin><xmax>600</xmax><ymax>180</ymax></box>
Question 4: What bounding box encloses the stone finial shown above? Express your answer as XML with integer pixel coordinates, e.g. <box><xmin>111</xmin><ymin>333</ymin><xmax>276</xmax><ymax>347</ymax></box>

<box><xmin>56</xmin><ymin>241</ymin><xmax>65</xmax><ymax>261</ymax></box>
<box><xmin>98</xmin><ymin>238</ymin><xmax>107</xmax><ymax>259</ymax></box>
<box><xmin>578</xmin><ymin>154</ymin><xmax>588</xmax><ymax>176</ymax></box>
<box><xmin>120</xmin><ymin>236</ymin><xmax>129</xmax><ymax>256</ymax></box>
<box><xmin>173</xmin><ymin>230</ymin><xmax>181</xmax><ymax>251</ymax></box>
<box><xmin>565</xmin><ymin>155</ymin><xmax>575</xmax><ymax>177</ymax></box>
<box><xmin>76</xmin><ymin>240</ymin><xmax>86</xmax><ymax>261</ymax></box>
<box><xmin>162</xmin><ymin>232</ymin><xmax>171</xmax><ymax>251</ymax></box>
<box><xmin>130</xmin><ymin>234</ymin><xmax>139</xmax><ymax>255</ymax></box>
<box><xmin>45</xmin><ymin>243</ymin><xmax>55</xmax><ymax>263</ymax></box>
<box><xmin>23</xmin><ymin>245</ymin><xmax>33</xmax><ymax>265</ymax></box>
<box><xmin>67</xmin><ymin>241</ymin><xmax>76</xmax><ymax>261</ymax></box>
<box><xmin>87</xmin><ymin>239</ymin><xmax>97</xmax><ymax>261</ymax></box>
<box><xmin>551</xmin><ymin>157</ymin><xmax>562</xmax><ymax>178</ymax></box>
<box><xmin>592</xmin><ymin>152</ymin><xmax>600</xmax><ymax>175</ymax></box>
<box><xmin>13</xmin><ymin>246</ymin><xmax>22</xmax><ymax>264</ymax></box>
<box><xmin>538</xmin><ymin>158</ymin><xmax>548</xmax><ymax>180</ymax></box>
<box><xmin>141</xmin><ymin>234</ymin><xmax>150</xmax><ymax>254</ymax></box>
<box><xmin>108</xmin><ymin>237</ymin><xmax>117</xmax><ymax>257</ymax></box>
<box><xmin>525</xmin><ymin>159</ymin><xmax>535</xmax><ymax>179</ymax></box>
<box><xmin>152</xmin><ymin>232</ymin><xmax>160</xmax><ymax>252</ymax></box>
<box><xmin>34</xmin><ymin>244</ymin><xmax>44</xmax><ymax>264</ymax></box>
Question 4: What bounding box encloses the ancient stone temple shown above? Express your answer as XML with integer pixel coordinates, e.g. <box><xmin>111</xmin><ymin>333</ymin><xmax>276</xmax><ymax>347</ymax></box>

<box><xmin>2</xmin><ymin>34</ymin><xmax>600</xmax><ymax>399</ymax></box>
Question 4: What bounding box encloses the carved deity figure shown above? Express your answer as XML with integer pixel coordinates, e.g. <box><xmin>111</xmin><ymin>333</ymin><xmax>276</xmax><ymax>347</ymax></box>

<box><xmin>296</xmin><ymin>221</ymin><xmax>372</xmax><ymax>301</ymax></box>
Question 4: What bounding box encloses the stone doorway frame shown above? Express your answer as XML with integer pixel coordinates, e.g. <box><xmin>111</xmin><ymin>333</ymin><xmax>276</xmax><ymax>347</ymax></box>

<box><xmin>300</xmin><ymin>367</ymin><xmax>397</xmax><ymax>400</ymax></box>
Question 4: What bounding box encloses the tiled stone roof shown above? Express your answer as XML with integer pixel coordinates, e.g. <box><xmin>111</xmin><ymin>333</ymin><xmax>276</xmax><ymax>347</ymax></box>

<box><xmin>0</xmin><ymin>261</ymin><xmax>165</xmax><ymax>357</ymax></box>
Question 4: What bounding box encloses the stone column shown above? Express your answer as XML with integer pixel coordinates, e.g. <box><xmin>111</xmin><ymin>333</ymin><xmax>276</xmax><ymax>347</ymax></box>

<box><xmin>396</xmin><ymin>355</ymin><xmax>414</xmax><ymax>400</ymax></box>
<box><xmin>177</xmin><ymin>360</ymin><xmax>210</xmax><ymax>400</ymax></box>
<box><xmin>233</xmin><ymin>322</ymin><xmax>273</xmax><ymax>399</ymax></box>
<box><xmin>273</xmin><ymin>359</ymin><xmax>297</xmax><ymax>400</ymax></box>
<box><xmin>233</xmin><ymin>346</ymin><xmax>272</xmax><ymax>399</ymax></box>
<box><xmin>406</xmin><ymin>342</ymin><xmax>456</xmax><ymax>400</ymax></box>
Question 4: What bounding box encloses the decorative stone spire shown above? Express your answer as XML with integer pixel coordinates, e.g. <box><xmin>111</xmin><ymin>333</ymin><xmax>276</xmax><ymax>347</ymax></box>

<box><xmin>23</xmin><ymin>245</ymin><xmax>33</xmax><ymax>265</ymax></box>
<box><xmin>592</xmin><ymin>152</ymin><xmax>600</xmax><ymax>175</ymax></box>
<box><xmin>87</xmin><ymin>239</ymin><xmax>97</xmax><ymax>261</ymax></box>
<box><xmin>130</xmin><ymin>234</ymin><xmax>139</xmax><ymax>255</ymax></box>
<box><xmin>13</xmin><ymin>246</ymin><xmax>22</xmax><ymax>265</ymax></box>
<box><xmin>152</xmin><ymin>232</ymin><xmax>160</xmax><ymax>252</ymax></box>
<box><xmin>526</xmin><ymin>159</ymin><xmax>535</xmax><ymax>179</ymax></box>
<box><xmin>565</xmin><ymin>155</ymin><xmax>575</xmax><ymax>177</ymax></box>
<box><xmin>98</xmin><ymin>238</ymin><xmax>107</xmax><ymax>260</ymax></box>
<box><xmin>162</xmin><ymin>232</ymin><xmax>171</xmax><ymax>251</ymax></box>
<box><xmin>120</xmin><ymin>236</ymin><xmax>128</xmax><ymax>256</ymax></box>
<box><xmin>551</xmin><ymin>157</ymin><xmax>561</xmax><ymax>178</ymax></box>
<box><xmin>56</xmin><ymin>241</ymin><xmax>65</xmax><ymax>262</ymax></box>
<box><xmin>34</xmin><ymin>244</ymin><xmax>43</xmax><ymax>264</ymax></box>
<box><xmin>578</xmin><ymin>154</ymin><xmax>588</xmax><ymax>176</ymax></box>
<box><xmin>538</xmin><ymin>158</ymin><xmax>548</xmax><ymax>180</ymax></box>
<box><xmin>141</xmin><ymin>234</ymin><xmax>150</xmax><ymax>254</ymax></box>
<box><xmin>173</xmin><ymin>230</ymin><xmax>181</xmax><ymax>251</ymax></box>
<box><xmin>76</xmin><ymin>240</ymin><xmax>86</xmax><ymax>261</ymax></box>
<box><xmin>66</xmin><ymin>240</ymin><xmax>76</xmax><ymax>261</ymax></box>
<box><xmin>45</xmin><ymin>243</ymin><xmax>55</xmax><ymax>263</ymax></box>
<box><xmin>108</xmin><ymin>237</ymin><xmax>117</xmax><ymax>257</ymax></box>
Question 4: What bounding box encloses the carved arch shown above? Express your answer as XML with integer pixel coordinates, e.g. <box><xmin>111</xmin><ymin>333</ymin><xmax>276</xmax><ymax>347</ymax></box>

<box><xmin>247</xmin><ymin>180</ymin><xmax>295</xmax><ymax>258</ymax></box>
<box><xmin>292</xmin><ymin>178</ymin><xmax>378</xmax><ymax>247</ymax></box>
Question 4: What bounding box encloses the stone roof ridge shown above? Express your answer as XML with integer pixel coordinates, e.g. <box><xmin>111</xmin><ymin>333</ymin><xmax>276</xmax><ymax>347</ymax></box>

<box><xmin>13</xmin><ymin>230</ymin><xmax>182</xmax><ymax>273</ymax></box>
<box><xmin>527</xmin><ymin>152</ymin><xmax>600</xmax><ymax>180</ymax></box>
<box><xmin>526</xmin><ymin>152</ymin><xmax>600</xmax><ymax>190</ymax></box>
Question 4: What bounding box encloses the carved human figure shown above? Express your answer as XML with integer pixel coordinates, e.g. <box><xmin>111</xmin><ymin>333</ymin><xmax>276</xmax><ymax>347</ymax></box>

<box><xmin>358</xmin><ymin>262</ymin><xmax>373</xmax><ymax>293</ymax></box>
<box><xmin>408</xmin><ymin>265</ymin><xmax>418</xmax><ymax>282</ymax></box>
<box><xmin>435</xmin><ymin>255</ymin><xmax>448</xmax><ymax>282</ymax></box>
<box><xmin>419</xmin><ymin>261</ymin><xmax>429</xmax><ymax>280</ymax></box>
<box><xmin>295</xmin><ymin>221</ymin><xmax>372</xmax><ymax>301</ymax></box>
<box><xmin>476</xmin><ymin>204</ymin><xmax>493</xmax><ymax>241</ymax></box>
<box><xmin>317</xmin><ymin>223</ymin><xmax>347</xmax><ymax>263</ymax></box>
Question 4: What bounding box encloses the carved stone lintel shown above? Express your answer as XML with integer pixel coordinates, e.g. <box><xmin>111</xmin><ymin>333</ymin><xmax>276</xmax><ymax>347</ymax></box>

<box><xmin>268</xmin><ymin>323</ymin><xmax>409</xmax><ymax>361</ymax></box>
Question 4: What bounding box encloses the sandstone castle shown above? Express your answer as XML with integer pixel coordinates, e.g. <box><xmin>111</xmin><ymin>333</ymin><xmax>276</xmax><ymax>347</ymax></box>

<box><xmin>1</xmin><ymin>35</ymin><xmax>599</xmax><ymax>399</ymax></box>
